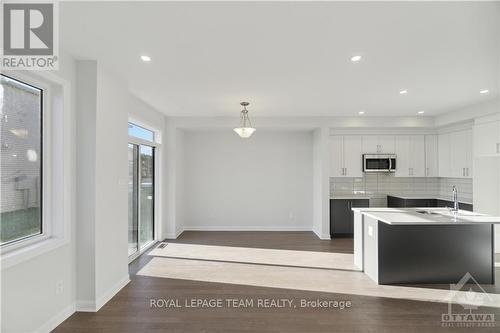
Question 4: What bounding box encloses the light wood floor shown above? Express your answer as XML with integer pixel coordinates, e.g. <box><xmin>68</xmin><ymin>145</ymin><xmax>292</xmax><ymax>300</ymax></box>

<box><xmin>53</xmin><ymin>231</ymin><xmax>500</xmax><ymax>332</ymax></box>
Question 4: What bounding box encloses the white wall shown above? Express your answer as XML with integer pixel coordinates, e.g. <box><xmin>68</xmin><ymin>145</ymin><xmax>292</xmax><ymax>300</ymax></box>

<box><xmin>2</xmin><ymin>56</ymin><xmax>168</xmax><ymax>332</ymax></box>
<box><xmin>75</xmin><ymin>60</ymin><xmax>97</xmax><ymax>308</ymax></box>
<box><xmin>312</xmin><ymin>127</ymin><xmax>330</xmax><ymax>239</ymax></box>
<box><xmin>1</xmin><ymin>53</ymin><xmax>77</xmax><ymax>333</ymax></box>
<box><xmin>93</xmin><ymin>64</ymin><xmax>130</xmax><ymax>304</ymax></box>
<box><xmin>163</xmin><ymin>120</ymin><xmax>185</xmax><ymax>238</ymax></box>
<box><xmin>181</xmin><ymin>130</ymin><xmax>313</xmax><ymax>230</ymax></box>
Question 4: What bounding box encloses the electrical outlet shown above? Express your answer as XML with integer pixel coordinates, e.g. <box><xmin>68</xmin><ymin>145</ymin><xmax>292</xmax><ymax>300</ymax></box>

<box><xmin>55</xmin><ymin>280</ymin><xmax>64</xmax><ymax>295</ymax></box>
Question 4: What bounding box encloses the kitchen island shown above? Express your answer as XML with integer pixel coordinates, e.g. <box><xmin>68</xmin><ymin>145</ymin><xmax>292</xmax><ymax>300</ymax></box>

<box><xmin>352</xmin><ymin>207</ymin><xmax>500</xmax><ymax>285</ymax></box>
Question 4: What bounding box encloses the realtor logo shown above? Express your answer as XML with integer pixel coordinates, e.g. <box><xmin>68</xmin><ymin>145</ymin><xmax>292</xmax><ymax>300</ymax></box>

<box><xmin>441</xmin><ymin>272</ymin><xmax>496</xmax><ymax>328</ymax></box>
<box><xmin>1</xmin><ymin>1</ymin><xmax>59</xmax><ymax>69</ymax></box>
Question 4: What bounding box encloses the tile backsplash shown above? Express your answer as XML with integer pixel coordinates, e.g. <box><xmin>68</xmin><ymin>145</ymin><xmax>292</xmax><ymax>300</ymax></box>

<box><xmin>330</xmin><ymin>174</ymin><xmax>472</xmax><ymax>207</ymax></box>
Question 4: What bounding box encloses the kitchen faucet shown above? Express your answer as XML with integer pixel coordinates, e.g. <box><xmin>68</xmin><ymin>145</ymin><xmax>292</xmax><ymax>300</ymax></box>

<box><xmin>451</xmin><ymin>185</ymin><xmax>459</xmax><ymax>214</ymax></box>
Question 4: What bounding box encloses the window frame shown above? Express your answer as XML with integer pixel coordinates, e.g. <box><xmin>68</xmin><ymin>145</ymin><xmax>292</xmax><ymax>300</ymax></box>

<box><xmin>127</xmin><ymin>118</ymin><xmax>161</xmax><ymax>263</ymax></box>
<box><xmin>128</xmin><ymin>121</ymin><xmax>155</xmax><ymax>143</ymax></box>
<box><xmin>0</xmin><ymin>74</ymin><xmax>47</xmax><ymax>249</ymax></box>
<box><xmin>0</xmin><ymin>70</ymin><xmax>71</xmax><ymax>270</ymax></box>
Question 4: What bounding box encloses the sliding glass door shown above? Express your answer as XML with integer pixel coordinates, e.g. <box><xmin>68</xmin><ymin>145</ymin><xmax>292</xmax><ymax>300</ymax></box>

<box><xmin>139</xmin><ymin>145</ymin><xmax>154</xmax><ymax>246</ymax></box>
<box><xmin>128</xmin><ymin>143</ymin><xmax>155</xmax><ymax>257</ymax></box>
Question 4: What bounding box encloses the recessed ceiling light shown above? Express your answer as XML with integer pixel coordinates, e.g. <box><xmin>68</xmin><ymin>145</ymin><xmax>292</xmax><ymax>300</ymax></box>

<box><xmin>351</xmin><ymin>55</ymin><xmax>362</xmax><ymax>62</ymax></box>
<box><xmin>358</xmin><ymin>111</ymin><xmax>365</xmax><ymax>115</ymax></box>
<box><xmin>417</xmin><ymin>110</ymin><xmax>425</xmax><ymax>114</ymax></box>
<box><xmin>140</xmin><ymin>55</ymin><xmax>151</xmax><ymax>62</ymax></box>
<box><xmin>480</xmin><ymin>89</ymin><xmax>489</xmax><ymax>94</ymax></box>
<box><xmin>399</xmin><ymin>90</ymin><xmax>408</xmax><ymax>94</ymax></box>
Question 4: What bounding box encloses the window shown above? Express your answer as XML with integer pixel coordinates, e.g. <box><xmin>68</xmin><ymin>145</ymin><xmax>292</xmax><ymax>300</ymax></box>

<box><xmin>0</xmin><ymin>75</ymin><xmax>43</xmax><ymax>246</ymax></box>
<box><xmin>128</xmin><ymin>122</ymin><xmax>154</xmax><ymax>142</ymax></box>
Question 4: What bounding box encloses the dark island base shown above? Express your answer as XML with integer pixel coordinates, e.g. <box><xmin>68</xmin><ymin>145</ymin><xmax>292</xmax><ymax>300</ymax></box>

<box><xmin>377</xmin><ymin>222</ymin><xmax>494</xmax><ymax>285</ymax></box>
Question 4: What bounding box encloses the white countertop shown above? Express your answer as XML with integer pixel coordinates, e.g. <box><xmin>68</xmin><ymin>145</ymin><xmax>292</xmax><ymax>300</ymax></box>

<box><xmin>352</xmin><ymin>207</ymin><xmax>500</xmax><ymax>225</ymax></box>
<box><xmin>387</xmin><ymin>193</ymin><xmax>473</xmax><ymax>205</ymax></box>
<box><xmin>330</xmin><ymin>195</ymin><xmax>372</xmax><ymax>200</ymax></box>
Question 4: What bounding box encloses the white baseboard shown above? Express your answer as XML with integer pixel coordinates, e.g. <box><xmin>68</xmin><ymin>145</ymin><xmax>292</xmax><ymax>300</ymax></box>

<box><xmin>76</xmin><ymin>274</ymin><xmax>130</xmax><ymax>312</ymax></box>
<box><xmin>163</xmin><ymin>228</ymin><xmax>184</xmax><ymax>239</ymax></box>
<box><xmin>37</xmin><ymin>303</ymin><xmax>76</xmax><ymax>333</ymax></box>
<box><xmin>182</xmin><ymin>226</ymin><xmax>313</xmax><ymax>231</ymax></box>
<box><xmin>96</xmin><ymin>274</ymin><xmax>130</xmax><ymax>311</ymax></box>
<box><xmin>75</xmin><ymin>300</ymin><xmax>96</xmax><ymax>312</ymax></box>
<box><xmin>312</xmin><ymin>228</ymin><xmax>331</xmax><ymax>240</ymax></box>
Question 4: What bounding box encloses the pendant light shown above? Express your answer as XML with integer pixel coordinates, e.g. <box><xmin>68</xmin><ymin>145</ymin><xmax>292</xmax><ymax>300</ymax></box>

<box><xmin>233</xmin><ymin>102</ymin><xmax>256</xmax><ymax>138</ymax></box>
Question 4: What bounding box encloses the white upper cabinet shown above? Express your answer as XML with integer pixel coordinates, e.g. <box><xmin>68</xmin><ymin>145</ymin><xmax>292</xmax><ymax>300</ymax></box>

<box><xmin>330</xmin><ymin>136</ymin><xmax>363</xmax><ymax>177</ymax></box>
<box><xmin>409</xmin><ymin>136</ymin><xmax>426</xmax><ymax>177</ymax></box>
<box><xmin>439</xmin><ymin>129</ymin><xmax>473</xmax><ymax>178</ymax></box>
<box><xmin>330</xmin><ymin>136</ymin><xmax>344</xmax><ymax>177</ymax></box>
<box><xmin>451</xmin><ymin>129</ymin><xmax>472</xmax><ymax>178</ymax></box>
<box><xmin>424</xmin><ymin>135</ymin><xmax>439</xmax><ymax>177</ymax></box>
<box><xmin>394</xmin><ymin>135</ymin><xmax>425</xmax><ymax>177</ymax></box>
<box><xmin>474</xmin><ymin>120</ymin><xmax>500</xmax><ymax>157</ymax></box>
<box><xmin>362</xmin><ymin>135</ymin><xmax>395</xmax><ymax>154</ymax></box>
<box><xmin>395</xmin><ymin>136</ymin><xmax>410</xmax><ymax>177</ymax></box>
<box><xmin>438</xmin><ymin>133</ymin><xmax>451</xmax><ymax>177</ymax></box>
<box><xmin>342</xmin><ymin>136</ymin><xmax>363</xmax><ymax>177</ymax></box>
<box><xmin>378</xmin><ymin>135</ymin><xmax>396</xmax><ymax>153</ymax></box>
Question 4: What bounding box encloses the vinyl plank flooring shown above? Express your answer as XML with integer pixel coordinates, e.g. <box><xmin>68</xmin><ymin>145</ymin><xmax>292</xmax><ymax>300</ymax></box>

<box><xmin>53</xmin><ymin>232</ymin><xmax>500</xmax><ymax>333</ymax></box>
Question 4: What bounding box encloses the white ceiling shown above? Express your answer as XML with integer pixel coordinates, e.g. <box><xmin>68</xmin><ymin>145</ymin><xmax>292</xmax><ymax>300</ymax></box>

<box><xmin>60</xmin><ymin>1</ymin><xmax>499</xmax><ymax>117</ymax></box>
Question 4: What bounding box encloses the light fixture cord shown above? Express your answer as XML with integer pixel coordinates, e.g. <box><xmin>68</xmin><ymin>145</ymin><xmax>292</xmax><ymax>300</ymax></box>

<box><xmin>240</xmin><ymin>105</ymin><xmax>252</xmax><ymax>128</ymax></box>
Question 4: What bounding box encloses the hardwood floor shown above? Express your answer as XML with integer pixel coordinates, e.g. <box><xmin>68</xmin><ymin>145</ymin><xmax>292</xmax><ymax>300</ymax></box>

<box><xmin>53</xmin><ymin>231</ymin><xmax>500</xmax><ymax>333</ymax></box>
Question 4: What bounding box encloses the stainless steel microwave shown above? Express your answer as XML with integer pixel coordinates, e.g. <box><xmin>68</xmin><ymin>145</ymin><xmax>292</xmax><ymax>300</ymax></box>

<box><xmin>363</xmin><ymin>154</ymin><xmax>396</xmax><ymax>173</ymax></box>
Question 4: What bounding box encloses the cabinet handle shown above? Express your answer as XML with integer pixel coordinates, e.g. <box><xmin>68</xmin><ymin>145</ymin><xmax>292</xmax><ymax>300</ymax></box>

<box><xmin>466</xmin><ymin>168</ymin><xmax>469</xmax><ymax>177</ymax></box>
<box><xmin>462</xmin><ymin>168</ymin><xmax>465</xmax><ymax>177</ymax></box>
<box><xmin>497</xmin><ymin>142</ymin><xmax>499</xmax><ymax>154</ymax></box>
<box><xmin>345</xmin><ymin>168</ymin><xmax>347</xmax><ymax>176</ymax></box>
<box><xmin>426</xmin><ymin>168</ymin><xmax>429</xmax><ymax>176</ymax></box>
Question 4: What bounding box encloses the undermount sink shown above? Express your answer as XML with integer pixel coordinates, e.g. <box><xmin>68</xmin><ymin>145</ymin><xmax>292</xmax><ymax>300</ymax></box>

<box><xmin>416</xmin><ymin>210</ymin><xmax>440</xmax><ymax>215</ymax></box>
<box><xmin>416</xmin><ymin>209</ymin><xmax>483</xmax><ymax>218</ymax></box>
